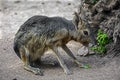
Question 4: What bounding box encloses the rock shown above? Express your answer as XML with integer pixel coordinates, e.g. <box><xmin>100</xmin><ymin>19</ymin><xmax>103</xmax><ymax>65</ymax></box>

<box><xmin>14</xmin><ymin>1</ymin><xmax>21</xmax><ymax>4</ymax></box>
<box><xmin>78</xmin><ymin>46</ymin><xmax>89</xmax><ymax>56</ymax></box>
<box><xmin>78</xmin><ymin>43</ymin><xmax>95</xmax><ymax>56</ymax></box>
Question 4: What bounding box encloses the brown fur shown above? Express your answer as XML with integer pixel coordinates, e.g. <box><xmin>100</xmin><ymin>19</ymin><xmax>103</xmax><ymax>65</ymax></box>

<box><xmin>13</xmin><ymin>1</ymin><xmax>95</xmax><ymax>75</ymax></box>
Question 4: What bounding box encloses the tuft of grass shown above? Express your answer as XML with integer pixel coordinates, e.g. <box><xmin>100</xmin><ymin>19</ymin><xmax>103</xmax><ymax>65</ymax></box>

<box><xmin>91</xmin><ymin>29</ymin><xmax>111</xmax><ymax>54</ymax></box>
<box><xmin>83</xmin><ymin>64</ymin><xmax>91</xmax><ymax>69</ymax></box>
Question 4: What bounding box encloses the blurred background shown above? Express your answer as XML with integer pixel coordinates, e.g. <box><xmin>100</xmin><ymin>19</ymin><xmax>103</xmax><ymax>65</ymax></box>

<box><xmin>0</xmin><ymin>0</ymin><xmax>80</xmax><ymax>39</ymax></box>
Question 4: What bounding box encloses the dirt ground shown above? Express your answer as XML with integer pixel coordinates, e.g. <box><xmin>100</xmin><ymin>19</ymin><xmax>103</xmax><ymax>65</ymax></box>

<box><xmin>0</xmin><ymin>0</ymin><xmax>120</xmax><ymax>80</ymax></box>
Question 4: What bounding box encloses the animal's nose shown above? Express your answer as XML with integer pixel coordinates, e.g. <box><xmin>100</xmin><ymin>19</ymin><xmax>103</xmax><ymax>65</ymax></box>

<box><xmin>90</xmin><ymin>33</ymin><xmax>96</xmax><ymax>46</ymax></box>
<box><xmin>90</xmin><ymin>40</ymin><xmax>96</xmax><ymax>46</ymax></box>
<box><xmin>89</xmin><ymin>43</ymin><xmax>94</xmax><ymax>47</ymax></box>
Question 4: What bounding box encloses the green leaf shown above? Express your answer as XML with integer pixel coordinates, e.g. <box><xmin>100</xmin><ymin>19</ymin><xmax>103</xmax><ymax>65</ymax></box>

<box><xmin>83</xmin><ymin>64</ymin><xmax>91</xmax><ymax>69</ymax></box>
<box><xmin>91</xmin><ymin>29</ymin><xmax>109</xmax><ymax>54</ymax></box>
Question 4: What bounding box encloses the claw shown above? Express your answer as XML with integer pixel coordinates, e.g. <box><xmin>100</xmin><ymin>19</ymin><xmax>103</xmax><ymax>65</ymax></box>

<box><xmin>24</xmin><ymin>65</ymin><xmax>44</xmax><ymax>76</ymax></box>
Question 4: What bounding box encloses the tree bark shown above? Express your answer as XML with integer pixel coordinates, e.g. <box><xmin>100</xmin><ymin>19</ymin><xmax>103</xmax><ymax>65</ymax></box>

<box><xmin>83</xmin><ymin>0</ymin><xmax>120</xmax><ymax>57</ymax></box>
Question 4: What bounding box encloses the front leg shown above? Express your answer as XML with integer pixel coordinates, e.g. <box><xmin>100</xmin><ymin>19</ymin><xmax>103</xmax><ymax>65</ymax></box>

<box><xmin>61</xmin><ymin>45</ymin><xmax>84</xmax><ymax>67</ymax></box>
<box><xmin>52</xmin><ymin>46</ymin><xmax>72</xmax><ymax>75</ymax></box>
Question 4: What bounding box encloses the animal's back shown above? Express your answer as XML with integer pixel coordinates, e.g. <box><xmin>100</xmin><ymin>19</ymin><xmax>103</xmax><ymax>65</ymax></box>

<box><xmin>18</xmin><ymin>15</ymin><xmax>75</xmax><ymax>35</ymax></box>
<box><xmin>14</xmin><ymin>15</ymin><xmax>75</xmax><ymax>59</ymax></box>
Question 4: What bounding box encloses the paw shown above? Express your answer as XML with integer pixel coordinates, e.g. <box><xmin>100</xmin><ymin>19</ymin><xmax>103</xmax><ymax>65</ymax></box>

<box><xmin>65</xmin><ymin>70</ymin><xmax>72</xmax><ymax>75</ymax></box>
<box><xmin>33</xmin><ymin>68</ymin><xmax>44</xmax><ymax>76</ymax></box>
<box><xmin>24</xmin><ymin>66</ymin><xmax>44</xmax><ymax>76</ymax></box>
<box><xmin>64</xmin><ymin>68</ymin><xmax>72</xmax><ymax>75</ymax></box>
<box><xmin>74</xmin><ymin>60</ymin><xmax>84</xmax><ymax>68</ymax></box>
<box><xmin>74</xmin><ymin>61</ymin><xmax>91</xmax><ymax>69</ymax></box>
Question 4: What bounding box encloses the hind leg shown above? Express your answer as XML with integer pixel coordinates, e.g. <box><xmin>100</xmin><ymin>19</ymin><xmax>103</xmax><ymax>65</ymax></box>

<box><xmin>32</xmin><ymin>58</ymin><xmax>57</xmax><ymax>67</ymax></box>
<box><xmin>19</xmin><ymin>47</ymin><xmax>43</xmax><ymax>75</ymax></box>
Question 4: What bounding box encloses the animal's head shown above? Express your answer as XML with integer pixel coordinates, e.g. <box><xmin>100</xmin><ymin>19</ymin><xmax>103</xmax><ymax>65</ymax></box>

<box><xmin>72</xmin><ymin>12</ymin><xmax>96</xmax><ymax>47</ymax></box>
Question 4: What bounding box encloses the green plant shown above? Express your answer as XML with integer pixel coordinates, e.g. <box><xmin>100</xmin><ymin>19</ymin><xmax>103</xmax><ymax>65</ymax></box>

<box><xmin>91</xmin><ymin>29</ymin><xmax>110</xmax><ymax>54</ymax></box>
<box><xmin>83</xmin><ymin>64</ymin><xmax>91</xmax><ymax>69</ymax></box>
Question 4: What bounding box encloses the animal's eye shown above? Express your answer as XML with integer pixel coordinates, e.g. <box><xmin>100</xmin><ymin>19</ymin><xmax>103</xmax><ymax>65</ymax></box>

<box><xmin>83</xmin><ymin>31</ymin><xmax>88</xmax><ymax>36</ymax></box>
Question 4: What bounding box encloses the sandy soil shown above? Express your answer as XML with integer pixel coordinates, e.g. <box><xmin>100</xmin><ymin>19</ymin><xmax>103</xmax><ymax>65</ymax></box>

<box><xmin>0</xmin><ymin>0</ymin><xmax>120</xmax><ymax>80</ymax></box>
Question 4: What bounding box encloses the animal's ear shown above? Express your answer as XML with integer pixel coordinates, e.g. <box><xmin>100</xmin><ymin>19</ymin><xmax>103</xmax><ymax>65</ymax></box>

<box><xmin>78</xmin><ymin>4</ymin><xmax>82</xmax><ymax>14</ymax></box>
<box><xmin>72</xmin><ymin>12</ymin><xmax>79</xmax><ymax>30</ymax></box>
<box><xmin>77</xmin><ymin>4</ymin><xmax>86</xmax><ymax>29</ymax></box>
<box><xmin>77</xmin><ymin>16</ymin><xmax>84</xmax><ymax>29</ymax></box>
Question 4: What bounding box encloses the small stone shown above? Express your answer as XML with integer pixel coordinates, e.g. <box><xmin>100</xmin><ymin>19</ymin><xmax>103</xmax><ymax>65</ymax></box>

<box><xmin>56</xmin><ymin>1</ymin><xmax>61</xmax><ymax>4</ymax></box>
<box><xmin>41</xmin><ymin>2</ymin><xmax>45</xmax><ymax>5</ymax></box>
<box><xmin>3</xmin><ymin>48</ymin><xmax>6</xmax><ymax>50</ymax></box>
<box><xmin>4</xmin><ymin>7</ymin><xmax>7</xmax><ymax>10</ymax></box>
<box><xmin>14</xmin><ymin>1</ymin><xmax>21</xmax><ymax>3</ymax></box>
<box><xmin>78</xmin><ymin>46</ymin><xmax>89</xmax><ymax>56</ymax></box>
<box><xmin>13</xmin><ymin>78</ymin><xmax>17</xmax><ymax>80</ymax></box>
<box><xmin>68</xmin><ymin>3</ymin><xmax>71</xmax><ymax>5</ymax></box>
<box><xmin>14</xmin><ymin>12</ymin><xmax>17</xmax><ymax>15</ymax></box>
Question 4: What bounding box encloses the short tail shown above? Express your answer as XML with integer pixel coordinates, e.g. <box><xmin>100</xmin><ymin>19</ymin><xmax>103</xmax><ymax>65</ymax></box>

<box><xmin>13</xmin><ymin>42</ymin><xmax>21</xmax><ymax>59</ymax></box>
